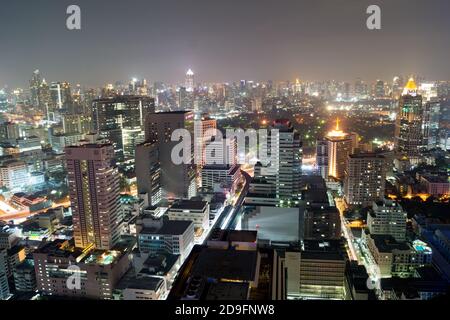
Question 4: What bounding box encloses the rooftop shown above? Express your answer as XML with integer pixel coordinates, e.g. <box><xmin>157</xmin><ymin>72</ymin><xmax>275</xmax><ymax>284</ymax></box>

<box><xmin>170</xmin><ymin>200</ymin><xmax>208</xmax><ymax>211</ymax></box>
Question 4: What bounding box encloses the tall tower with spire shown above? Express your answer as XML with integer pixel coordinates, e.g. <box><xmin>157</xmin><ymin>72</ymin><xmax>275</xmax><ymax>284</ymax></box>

<box><xmin>185</xmin><ymin>69</ymin><xmax>194</xmax><ymax>92</ymax></box>
<box><xmin>325</xmin><ymin>119</ymin><xmax>353</xmax><ymax>180</ymax></box>
<box><xmin>395</xmin><ymin>77</ymin><xmax>423</xmax><ymax>161</ymax></box>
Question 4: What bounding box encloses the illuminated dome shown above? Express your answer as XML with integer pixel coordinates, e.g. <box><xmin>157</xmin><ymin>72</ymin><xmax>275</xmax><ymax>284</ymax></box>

<box><xmin>186</xmin><ymin>69</ymin><xmax>194</xmax><ymax>76</ymax></box>
<box><xmin>327</xmin><ymin>118</ymin><xmax>347</xmax><ymax>138</ymax></box>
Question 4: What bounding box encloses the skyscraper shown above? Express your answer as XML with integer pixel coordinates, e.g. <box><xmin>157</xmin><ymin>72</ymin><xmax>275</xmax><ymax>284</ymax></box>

<box><xmin>29</xmin><ymin>69</ymin><xmax>41</xmax><ymax>108</ymax></box>
<box><xmin>316</xmin><ymin>139</ymin><xmax>328</xmax><ymax>179</ymax></box>
<box><xmin>272</xmin><ymin>120</ymin><xmax>302</xmax><ymax>201</ymax></box>
<box><xmin>92</xmin><ymin>95</ymin><xmax>155</xmax><ymax>161</ymax></box>
<box><xmin>135</xmin><ymin>142</ymin><xmax>162</xmax><ymax>206</ymax></box>
<box><xmin>344</xmin><ymin>153</ymin><xmax>386</xmax><ymax>207</ymax></box>
<box><xmin>395</xmin><ymin>78</ymin><xmax>423</xmax><ymax>161</ymax></box>
<box><xmin>185</xmin><ymin>69</ymin><xmax>195</xmax><ymax>92</ymax></box>
<box><xmin>325</xmin><ymin>119</ymin><xmax>353</xmax><ymax>180</ymax></box>
<box><xmin>65</xmin><ymin>143</ymin><xmax>122</xmax><ymax>250</ymax></box>
<box><xmin>145</xmin><ymin>111</ymin><xmax>196</xmax><ymax>200</ymax></box>
<box><xmin>194</xmin><ymin>115</ymin><xmax>217</xmax><ymax>166</ymax></box>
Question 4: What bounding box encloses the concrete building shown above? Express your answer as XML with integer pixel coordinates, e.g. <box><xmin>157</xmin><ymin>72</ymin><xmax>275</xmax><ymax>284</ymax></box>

<box><xmin>419</xmin><ymin>174</ymin><xmax>449</xmax><ymax>197</ymax></box>
<box><xmin>168</xmin><ymin>200</ymin><xmax>210</xmax><ymax>232</ymax></box>
<box><xmin>145</xmin><ymin>111</ymin><xmax>196</xmax><ymax>200</ymax></box>
<box><xmin>65</xmin><ymin>143</ymin><xmax>122</xmax><ymax>250</ymax></box>
<box><xmin>303</xmin><ymin>206</ymin><xmax>341</xmax><ymax>240</ymax></box>
<box><xmin>136</xmin><ymin>215</ymin><xmax>194</xmax><ymax>262</ymax></box>
<box><xmin>365</xmin><ymin>234</ymin><xmax>432</xmax><ymax>278</ymax></box>
<box><xmin>344</xmin><ymin>153</ymin><xmax>386</xmax><ymax>207</ymax></box>
<box><xmin>135</xmin><ymin>142</ymin><xmax>162</xmax><ymax>206</ymax></box>
<box><xmin>273</xmin><ymin>240</ymin><xmax>347</xmax><ymax>300</ymax></box>
<box><xmin>201</xmin><ymin>164</ymin><xmax>241</xmax><ymax>195</ymax></box>
<box><xmin>33</xmin><ymin>239</ymin><xmax>132</xmax><ymax>299</ymax></box>
<box><xmin>92</xmin><ymin>95</ymin><xmax>155</xmax><ymax>160</ymax></box>
<box><xmin>0</xmin><ymin>160</ymin><xmax>29</xmax><ymax>191</ymax></box>
<box><xmin>367</xmin><ymin>199</ymin><xmax>407</xmax><ymax>241</ymax></box>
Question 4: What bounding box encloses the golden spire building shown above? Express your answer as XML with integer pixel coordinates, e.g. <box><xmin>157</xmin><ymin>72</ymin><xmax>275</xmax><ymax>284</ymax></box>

<box><xmin>325</xmin><ymin>119</ymin><xmax>353</xmax><ymax>180</ymax></box>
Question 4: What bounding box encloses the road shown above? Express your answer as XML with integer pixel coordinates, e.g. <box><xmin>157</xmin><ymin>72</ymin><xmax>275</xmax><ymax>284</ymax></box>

<box><xmin>335</xmin><ymin>197</ymin><xmax>381</xmax><ymax>289</ymax></box>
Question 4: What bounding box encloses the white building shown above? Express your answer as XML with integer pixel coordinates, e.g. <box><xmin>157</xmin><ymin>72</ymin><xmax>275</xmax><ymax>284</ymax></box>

<box><xmin>367</xmin><ymin>199</ymin><xmax>407</xmax><ymax>241</ymax></box>
<box><xmin>137</xmin><ymin>216</ymin><xmax>194</xmax><ymax>262</ymax></box>
<box><xmin>168</xmin><ymin>200</ymin><xmax>210</xmax><ymax>232</ymax></box>
<box><xmin>0</xmin><ymin>160</ymin><xmax>29</xmax><ymax>191</ymax></box>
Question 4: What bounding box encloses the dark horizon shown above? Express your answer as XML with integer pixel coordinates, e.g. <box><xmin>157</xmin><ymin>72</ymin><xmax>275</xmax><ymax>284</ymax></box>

<box><xmin>1</xmin><ymin>0</ymin><xmax>450</xmax><ymax>88</ymax></box>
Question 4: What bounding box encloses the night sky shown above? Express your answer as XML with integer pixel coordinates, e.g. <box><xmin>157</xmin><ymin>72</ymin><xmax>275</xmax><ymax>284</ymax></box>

<box><xmin>0</xmin><ymin>0</ymin><xmax>449</xmax><ymax>87</ymax></box>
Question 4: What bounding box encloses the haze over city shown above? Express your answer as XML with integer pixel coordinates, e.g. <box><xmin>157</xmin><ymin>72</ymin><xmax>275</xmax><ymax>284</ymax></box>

<box><xmin>1</xmin><ymin>0</ymin><xmax>450</xmax><ymax>87</ymax></box>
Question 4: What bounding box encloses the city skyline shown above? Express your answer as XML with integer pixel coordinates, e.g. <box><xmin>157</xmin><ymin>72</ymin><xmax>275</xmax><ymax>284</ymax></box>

<box><xmin>1</xmin><ymin>0</ymin><xmax>450</xmax><ymax>87</ymax></box>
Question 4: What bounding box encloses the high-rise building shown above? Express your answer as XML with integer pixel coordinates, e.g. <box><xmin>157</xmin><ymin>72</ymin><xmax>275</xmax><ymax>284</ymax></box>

<box><xmin>185</xmin><ymin>69</ymin><xmax>195</xmax><ymax>92</ymax></box>
<box><xmin>395</xmin><ymin>78</ymin><xmax>423</xmax><ymax>161</ymax></box>
<box><xmin>316</xmin><ymin>139</ymin><xmax>328</xmax><ymax>179</ymax></box>
<box><xmin>367</xmin><ymin>199</ymin><xmax>407</xmax><ymax>241</ymax></box>
<box><xmin>422</xmin><ymin>100</ymin><xmax>441</xmax><ymax>150</ymax></box>
<box><xmin>92</xmin><ymin>95</ymin><xmax>155</xmax><ymax>160</ymax></box>
<box><xmin>194</xmin><ymin>115</ymin><xmax>217</xmax><ymax>166</ymax></box>
<box><xmin>145</xmin><ymin>111</ymin><xmax>196</xmax><ymax>200</ymax></box>
<box><xmin>0</xmin><ymin>250</ymin><xmax>10</xmax><ymax>300</ymax></box>
<box><xmin>344</xmin><ymin>153</ymin><xmax>386</xmax><ymax>207</ymax></box>
<box><xmin>135</xmin><ymin>142</ymin><xmax>162</xmax><ymax>206</ymax></box>
<box><xmin>65</xmin><ymin>143</ymin><xmax>122</xmax><ymax>250</ymax></box>
<box><xmin>375</xmin><ymin>80</ymin><xmax>385</xmax><ymax>98</ymax></box>
<box><xmin>325</xmin><ymin>119</ymin><xmax>353</xmax><ymax>180</ymax></box>
<box><xmin>268</xmin><ymin>120</ymin><xmax>302</xmax><ymax>202</ymax></box>
<box><xmin>49</xmin><ymin>81</ymin><xmax>72</xmax><ymax>111</ymax></box>
<box><xmin>29</xmin><ymin>69</ymin><xmax>41</xmax><ymax>108</ymax></box>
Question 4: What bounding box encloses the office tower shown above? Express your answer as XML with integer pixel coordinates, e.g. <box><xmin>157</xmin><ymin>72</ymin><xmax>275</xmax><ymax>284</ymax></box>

<box><xmin>272</xmin><ymin>120</ymin><xmax>302</xmax><ymax>201</ymax></box>
<box><xmin>194</xmin><ymin>115</ymin><xmax>217</xmax><ymax>166</ymax></box>
<box><xmin>185</xmin><ymin>69</ymin><xmax>195</xmax><ymax>92</ymax></box>
<box><xmin>145</xmin><ymin>111</ymin><xmax>196</xmax><ymax>200</ymax></box>
<box><xmin>35</xmin><ymin>78</ymin><xmax>51</xmax><ymax>113</ymax></box>
<box><xmin>29</xmin><ymin>69</ymin><xmax>41</xmax><ymax>107</ymax></box>
<box><xmin>0</xmin><ymin>250</ymin><xmax>10</xmax><ymax>300</ymax></box>
<box><xmin>375</xmin><ymin>80</ymin><xmax>385</xmax><ymax>98</ymax></box>
<box><xmin>354</xmin><ymin>78</ymin><xmax>368</xmax><ymax>99</ymax></box>
<box><xmin>422</xmin><ymin>100</ymin><xmax>441</xmax><ymax>149</ymax></box>
<box><xmin>392</xmin><ymin>76</ymin><xmax>404</xmax><ymax>99</ymax></box>
<box><xmin>316</xmin><ymin>139</ymin><xmax>328</xmax><ymax>179</ymax></box>
<box><xmin>92</xmin><ymin>95</ymin><xmax>155</xmax><ymax>160</ymax></box>
<box><xmin>304</xmin><ymin>207</ymin><xmax>341</xmax><ymax>240</ymax></box>
<box><xmin>394</xmin><ymin>78</ymin><xmax>423</xmax><ymax>161</ymax></box>
<box><xmin>129</xmin><ymin>78</ymin><xmax>148</xmax><ymax>96</ymax></box>
<box><xmin>65</xmin><ymin>143</ymin><xmax>122</xmax><ymax>250</ymax></box>
<box><xmin>135</xmin><ymin>142</ymin><xmax>162</xmax><ymax>206</ymax></box>
<box><xmin>49</xmin><ymin>81</ymin><xmax>72</xmax><ymax>111</ymax></box>
<box><xmin>344</xmin><ymin>153</ymin><xmax>386</xmax><ymax>207</ymax></box>
<box><xmin>62</xmin><ymin>113</ymin><xmax>92</xmax><ymax>134</ymax></box>
<box><xmin>325</xmin><ymin>119</ymin><xmax>353</xmax><ymax>180</ymax></box>
<box><xmin>367</xmin><ymin>199</ymin><xmax>407</xmax><ymax>241</ymax></box>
